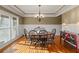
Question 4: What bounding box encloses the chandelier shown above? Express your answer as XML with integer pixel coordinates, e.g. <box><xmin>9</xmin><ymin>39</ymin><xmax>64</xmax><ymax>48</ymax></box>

<box><xmin>36</xmin><ymin>5</ymin><xmax>44</xmax><ymax>22</ymax></box>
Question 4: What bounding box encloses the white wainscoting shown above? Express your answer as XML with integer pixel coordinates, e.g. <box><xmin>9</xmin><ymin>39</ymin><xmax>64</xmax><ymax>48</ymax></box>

<box><xmin>21</xmin><ymin>24</ymin><xmax>62</xmax><ymax>35</ymax></box>
<box><xmin>18</xmin><ymin>25</ymin><xmax>24</xmax><ymax>35</ymax></box>
<box><xmin>62</xmin><ymin>24</ymin><xmax>79</xmax><ymax>34</ymax></box>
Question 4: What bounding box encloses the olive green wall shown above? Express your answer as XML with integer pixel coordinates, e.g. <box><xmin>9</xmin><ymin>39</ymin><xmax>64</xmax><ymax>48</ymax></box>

<box><xmin>62</xmin><ymin>6</ymin><xmax>79</xmax><ymax>24</ymax></box>
<box><xmin>22</xmin><ymin>16</ymin><xmax>61</xmax><ymax>24</ymax></box>
<box><xmin>19</xmin><ymin>17</ymin><xmax>24</xmax><ymax>24</ymax></box>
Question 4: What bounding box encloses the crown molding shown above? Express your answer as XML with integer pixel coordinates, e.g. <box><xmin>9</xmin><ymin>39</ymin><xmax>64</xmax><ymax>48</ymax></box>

<box><xmin>1</xmin><ymin>5</ymin><xmax>24</xmax><ymax>17</ymax></box>
<box><xmin>56</xmin><ymin>5</ymin><xmax>78</xmax><ymax>16</ymax></box>
<box><xmin>23</xmin><ymin>13</ymin><xmax>56</xmax><ymax>17</ymax></box>
<box><xmin>0</xmin><ymin>5</ymin><xmax>78</xmax><ymax>17</ymax></box>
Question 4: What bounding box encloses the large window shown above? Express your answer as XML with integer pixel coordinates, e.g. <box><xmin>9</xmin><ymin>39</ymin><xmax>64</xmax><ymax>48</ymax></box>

<box><xmin>11</xmin><ymin>17</ymin><xmax>18</xmax><ymax>39</ymax></box>
<box><xmin>0</xmin><ymin>14</ymin><xmax>19</xmax><ymax>46</ymax></box>
<box><xmin>0</xmin><ymin>15</ymin><xmax>10</xmax><ymax>43</ymax></box>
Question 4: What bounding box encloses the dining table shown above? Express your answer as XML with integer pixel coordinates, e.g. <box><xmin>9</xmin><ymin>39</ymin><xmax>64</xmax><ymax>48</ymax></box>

<box><xmin>29</xmin><ymin>32</ymin><xmax>53</xmax><ymax>47</ymax></box>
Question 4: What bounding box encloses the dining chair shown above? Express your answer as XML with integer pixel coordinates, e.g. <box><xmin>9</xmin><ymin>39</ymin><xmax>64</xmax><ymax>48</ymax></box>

<box><xmin>28</xmin><ymin>30</ymin><xmax>37</xmax><ymax>45</ymax></box>
<box><xmin>47</xmin><ymin>29</ymin><xmax>56</xmax><ymax>45</ymax></box>
<box><xmin>39</xmin><ymin>30</ymin><xmax>48</xmax><ymax>34</ymax></box>
<box><xmin>52</xmin><ymin>29</ymin><xmax>56</xmax><ymax>39</ymax></box>
<box><xmin>39</xmin><ymin>30</ymin><xmax>48</xmax><ymax>48</ymax></box>
<box><xmin>24</xmin><ymin>29</ymin><xmax>27</xmax><ymax>37</ymax></box>
<box><xmin>24</xmin><ymin>29</ymin><xmax>28</xmax><ymax>43</ymax></box>
<box><xmin>60</xmin><ymin>31</ymin><xmax>66</xmax><ymax>44</ymax></box>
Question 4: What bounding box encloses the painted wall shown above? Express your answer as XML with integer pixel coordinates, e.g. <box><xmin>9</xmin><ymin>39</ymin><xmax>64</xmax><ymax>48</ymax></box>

<box><xmin>18</xmin><ymin>17</ymin><xmax>24</xmax><ymax>35</ymax></box>
<box><xmin>62</xmin><ymin>6</ymin><xmax>79</xmax><ymax>34</ymax></box>
<box><xmin>21</xmin><ymin>16</ymin><xmax>62</xmax><ymax>35</ymax></box>
<box><xmin>0</xmin><ymin>6</ymin><xmax>62</xmax><ymax>35</ymax></box>
<box><xmin>23</xmin><ymin>16</ymin><xmax>61</xmax><ymax>24</ymax></box>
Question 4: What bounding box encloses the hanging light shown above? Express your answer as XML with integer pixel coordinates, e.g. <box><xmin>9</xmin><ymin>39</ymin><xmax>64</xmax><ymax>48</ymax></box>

<box><xmin>38</xmin><ymin>5</ymin><xmax>41</xmax><ymax>22</ymax></box>
<box><xmin>35</xmin><ymin>5</ymin><xmax>44</xmax><ymax>22</ymax></box>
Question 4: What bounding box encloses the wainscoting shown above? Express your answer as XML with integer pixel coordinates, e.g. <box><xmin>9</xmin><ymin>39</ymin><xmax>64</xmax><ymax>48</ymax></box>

<box><xmin>20</xmin><ymin>24</ymin><xmax>62</xmax><ymax>35</ymax></box>
<box><xmin>62</xmin><ymin>24</ymin><xmax>79</xmax><ymax>34</ymax></box>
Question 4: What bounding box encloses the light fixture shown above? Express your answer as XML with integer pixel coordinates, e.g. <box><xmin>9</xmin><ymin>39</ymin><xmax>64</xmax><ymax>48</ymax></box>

<box><xmin>62</xmin><ymin>23</ymin><xmax>66</xmax><ymax>26</ymax></box>
<box><xmin>35</xmin><ymin>5</ymin><xmax>44</xmax><ymax>22</ymax></box>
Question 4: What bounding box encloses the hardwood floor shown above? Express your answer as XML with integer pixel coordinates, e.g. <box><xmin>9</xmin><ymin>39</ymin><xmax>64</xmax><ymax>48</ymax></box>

<box><xmin>2</xmin><ymin>36</ymin><xmax>76</xmax><ymax>53</ymax></box>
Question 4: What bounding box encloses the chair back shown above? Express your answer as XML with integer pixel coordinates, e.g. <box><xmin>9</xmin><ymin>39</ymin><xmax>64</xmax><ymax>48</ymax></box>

<box><xmin>24</xmin><ymin>29</ymin><xmax>27</xmax><ymax>38</ymax></box>
<box><xmin>51</xmin><ymin>29</ymin><xmax>56</xmax><ymax>40</ymax></box>
<box><xmin>39</xmin><ymin>30</ymin><xmax>48</xmax><ymax>34</ymax></box>
<box><xmin>34</xmin><ymin>26</ymin><xmax>45</xmax><ymax>33</ymax></box>
<box><xmin>52</xmin><ymin>29</ymin><xmax>56</xmax><ymax>35</ymax></box>
<box><xmin>29</xmin><ymin>30</ymin><xmax>37</xmax><ymax>39</ymax></box>
<box><xmin>29</xmin><ymin>30</ymin><xmax>37</xmax><ymax>35</ymax></box>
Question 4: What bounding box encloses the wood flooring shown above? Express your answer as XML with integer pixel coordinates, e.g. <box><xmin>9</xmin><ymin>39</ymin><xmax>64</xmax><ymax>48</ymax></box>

<box><xmin>2</xmin><ymin>36</ymin><xmax>76</xmax><ymax>53</ymax></box>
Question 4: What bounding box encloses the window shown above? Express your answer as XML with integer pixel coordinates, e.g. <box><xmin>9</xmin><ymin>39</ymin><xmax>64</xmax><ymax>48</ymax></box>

<box><xmin>0</xmin><ymin>15</ymin><xmax>10</xmax><ymax>43</ymax></box>
<box><xmin>0</xmin><ymin>15</ymin><xmax>10</xmax><ymax>27</ymax></box>
<box><xmin>11</xmin><ymin>17</ymin><xmax>18</xmax><ymax>39</ymax></box>
<box><xmin>0</xmin><ymin>14</ymin><xmax>19</xmax><ymax>47</ymax></box>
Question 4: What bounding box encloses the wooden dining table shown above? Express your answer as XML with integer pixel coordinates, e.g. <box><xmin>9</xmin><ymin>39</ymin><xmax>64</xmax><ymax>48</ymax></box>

<box><xmin>30</xmin><ymin>32</ymin><xmax>52</xmax><ymax>40</ymax></box>
<box><xmin>29</xmin><ymin>32</ymin><xmax>53</xmax><ymax>47</ymax></box>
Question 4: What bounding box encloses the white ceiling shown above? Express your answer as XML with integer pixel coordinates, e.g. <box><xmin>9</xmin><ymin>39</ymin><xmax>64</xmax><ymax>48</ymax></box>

<box><xmin>1</xmin><ymin>5</ymin><xmax>78</xmax><ymax>17</ymax></box>
<box><xmin>16</xmin><ymin>5</ymin><xmax>63</xmax><ymax>14</ymax></box>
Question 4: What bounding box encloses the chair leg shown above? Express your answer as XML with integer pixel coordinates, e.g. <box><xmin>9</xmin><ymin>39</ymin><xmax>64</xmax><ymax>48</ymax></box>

<box><xmin>30</xmin><ymin>41</ymin><xmax>33</xmax><ymax>45</ymax></box>
<box><xmin>35</xmin><ymin>43</ymin><xmax>37</xmax><ymax>48</ymax></box>
<box><xmin>53</xmin><ymin>41</ymin><xmax>55</xmax><ymax>45</ymax></box>
<box><xmin>35</xmin><ymin>40</ymin><xmax>40</xmax><ymax>48</ymax></box>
